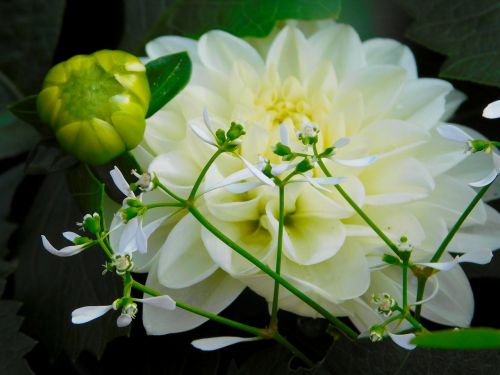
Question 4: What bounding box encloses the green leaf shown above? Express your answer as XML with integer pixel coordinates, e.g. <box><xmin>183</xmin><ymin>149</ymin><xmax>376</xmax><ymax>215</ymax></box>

<box><xmin>0</xmin><ymin>0</ymin><xmax>65</xmax><ymax>94</ymax></box>
<box><xmin>66</xmin><ymin>164</ymin><xmax>105</xmax><ymax>219</ymax></box>
<box><xmin>146</xmin><ymin>52</ymin><xmax>192</xmax><ymax>118</ymax></box>
<box><xmin>25</xmin><ymin>139</ymin><xmax>77</xmax><ymax>175</ymax></box>
<box><xmin>0</xmin><ymin>166</ymin><xmax>25</xmax><ymax>258</ymax></box>
<box><xmin>0</xmin><ymin>300</ymin><xmax>36</xmax><ymax>375</ymax></box>
<box><xmin>142</xmin><ymin>0</ymin><xmax>341</xmax><ymax>42</ymax></box>
<box><xmin>13</xmin><ymin>172</ymin><xmax>128</xmax><ymax>360</ymax></box>
<box><xmin>8</xmin><ymin>95</ymin><xmax>52</xmax><ymax>136</ymax></box>
<box><xmin>413</xmin><ymin>328</ymin><xmax>500</xmax><ymax>350</ymax></box>
<box><xmin>0</xmin><ymin>112</ymin><xmax>39</xmax><ymax>159</ymax></box>
<box><xmin>396</xmin><ymin>0</ymin><xmax>500</xmax><ymax>88</ymax></box>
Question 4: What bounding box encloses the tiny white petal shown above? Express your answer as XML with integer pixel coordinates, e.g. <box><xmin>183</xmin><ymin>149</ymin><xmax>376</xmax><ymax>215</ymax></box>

<box><xmin>62</xmin><ymin>231</ymin><xmax>80</xmax><ymax>242</ymax></box>
<box><xmin>457</xmin><ymin>249</ymin><xmax>493</xmax><ymax>265</ymax></box>
<box><xmin>116</xmin><ymin>314</ymin><xmax>132</xmax><ymax>327</ymax></box>
<box><xmin>483</xmin><ymin>100</ymin><xmax>500</xmax><ymax>119</ymax></box>
<box><xmin>136</xmin><ymin>295</ymin><xmax>176</xmax><ymax>310</ymax></box>
<box><xmin>334</xmin><ymin>155</ymin><xmax>378</xmax><ymax>167</ymax></box>
<box><xmin>191</xmin><ymin>336</ymin><xmax>259</xmax><ymax>351</ymax></box>
<box><xmin>437</xmin><ymin>124</ymin><xmax>471</xmax><ymax>143</ymax></box>
<box><xmin>190</xmin><ymin>123</ymin><xmax>217</xmax><ymax>146</ymax></box>
<box><xmin>71</xmin><ymin>305</ymin><xmax>113</xmax><ymax>324</ymax></box>
<box><xmin>136</xmin><ymin>224</ymin><xmax>148</xmax><ymax>254</ymax></box>
<box><xmin>41</xmin><ymin>235</ymin><xmax>88</xmax><ymax>257</ymax></box>
<box><xmin>142</xmin><ymin>216</ymin><xmax>167</xmax><ymax>239</ymax></box>
<box><xmin>239</xmin><ymin>157</ymin><xmax>275</xmax><ymax>187</ymax></box>
<box><xmin>388</xmin><ymin>333</ymin><xmax>416</xmax><ymax>350</ymax></box>
<box><xmin>203</xmin><ymin>107</ymin><xmax>214</xmax><ymax>133</ymax></box>
<box><xmin>334</xmin><ymin>137</ymin><xmax>350</xmax><ymax>148</ymax></box>
<box><xmin>416</xmin><ymin>257</ymin><xmax>460</xmax><ymax>271</ymax></box>
<box><xmin>226</xmin><ymin>181</ymin><xmax>264</xmax><ymax>194</ymax></box>
<box><xmin>279</xmin><ymin>124</ymin><xmax>289</xmax><ymax>146</ymax></box>
<box><xmin>271</xmin><ymin>162</ymin><xmax>297</xmax><ymax>176</ymax></box>
<box><xmin>110</xmin><ymin>166</ymin><xmax>134</xmax><ymax>197</ymax></box>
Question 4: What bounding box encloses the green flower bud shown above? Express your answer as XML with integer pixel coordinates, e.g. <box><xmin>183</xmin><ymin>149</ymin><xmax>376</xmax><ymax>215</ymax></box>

<box><xmin>226</xmin><ymin>122</ymin><xmax>246</xmax><ymax>141</ymax></box>
<box><xmin>468</xmin><ymin>139</ymin><xmax>492</xmax><ymax>153</ymax></box>
<box><xmin>37</xmin><ymin>50</ymin><xmax>150</xmax><ymax>165</ymax></box>
<box><xmin>295</xmin><ymin>156</ymin><xmax>316</xmax><ymax>173</ymax></box>
<box><xmin>273</xmin><ymin>142</ymin><xmax>292</xmax><ymax>157</ymax></box>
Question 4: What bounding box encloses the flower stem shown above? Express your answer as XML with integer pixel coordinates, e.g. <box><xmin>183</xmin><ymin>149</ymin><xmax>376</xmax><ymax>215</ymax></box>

<box><xmin>132</xmin><ymin>280</ymin><xmax>314</xmax><ymax>366</ymax></box>
<box><xmin>270</xmin><ymin>184</ymin><xmax>285</xmax><ymax>330</ymax></box>
<box><xmin>145</xmin><ymin>202</ymin><xmax>185</xmax><ymax>209</ymax></box>
<box><xmin>155</xmin><ymin>180</ymin><xmax>186</xmax><ymax>203</ymax></box>
<box><xmin>401</xmin><ymin>252</ymin><xmax>410</xmax><ymax>308</ymax></box>
<box><xmin>312</xmin><ymin>145</ymin><xmax>402</xmax><ymax>259</ymax></box>
<box><xmin>189</xmin><ymin>149</ymin><xmax>224</xmax><ymax>201</ymax></box>
<box><xmin>393</xmin><ymin>306</ymin><xmax>426</xmax><ymax>332</ymax></box>
<box><xmin>97</xmin><ymin>237</ymin><xmax>113</xmax><ymax>260</ymax></box>
<box><xmin>414</xmin><ymin>182</ymin><xmax>491</xmax><ymax>320</ymax></box>
<box><xmin>188</xmin><ymin>205</ymin><xmax>358</xmax><ymax>339</ymax></box>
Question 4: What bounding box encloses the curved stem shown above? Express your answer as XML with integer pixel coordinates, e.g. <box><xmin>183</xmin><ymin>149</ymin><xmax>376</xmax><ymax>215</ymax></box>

<box><xmin>145</xmin><ymin>202</ymin><xmax>185</xmax><ymax>209</ymax></box>
<box><xmin>189</xmin><ymin>149</ymin><xmax>223</xmax><ymax>201</ymax></box>
<box><xmin>312</xmin><ymin>145</ymin><xmax>402</xmax><ymax>259</ymax></box>
<box><xmin>155</xmin><ymin>180</ymin><xmax>186</xmax><ymax>203</ymax></box>
<box><xmin>270</xmin><ymin>184</ymin><xmax>285</xmax><ymax>330</ymax></box>
<box><xmin>188</xmin><ymin>205</ymin><xmax>358</xmax><ymax>339</ymax></box>
<box><xmin>97</xmin><ymin>237</ymin><xmax>113</xmax><ymax>260</ymax></box>
<box><xmin>132</xmin><ymin>280</ymin><xmax>314</xmax><ymax>366</ymax></box>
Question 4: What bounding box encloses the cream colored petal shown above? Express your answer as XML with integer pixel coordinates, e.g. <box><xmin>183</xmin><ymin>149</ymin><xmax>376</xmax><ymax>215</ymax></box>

<box><xmin>292</xmin><ymin>183</ymin><xmax>352</xmax><ymax>219</ymax></box>
<box><xmin>362</xmin><ymin>157</ymin><xmax>435</xmax><ymax>205</ymax></box>
<box><xmin>363</xmin><ymin>38</ymin><xmax>417</xmax><ymax>80</ymax></box>
<box><xmin>335</xmin><ymin>66</ymin><xmax>406</xmax><ymax>124</ymax></box>
<box><xmin>389</xmin><ymin>79</ymin><xmax>453</xmax><ymax>130</ymax></box>
<box><xmin>201</xmin><ymin>216</ymin><xmax>274</xmax><ymax>276</ymax></box>
<box><xmin>145</xmin><ymin>110</ymin><xmax>187</xmax><ymax>155</ymax></box>
<box><xmin>282</xmin><ymin>240</ymin><xmax>369</xmax><ymax>300</ymax></box>
<box><xmin>146</xmin><ymin>35</ymin><xmax>201</xmax><ymax>63</ymax></box>
<box><xmin>204</xmin><ymin>189</ymin><xmax>263</xmax><ymax>222</ymax></box>
<box><xmin>266</xmin><ymin>25</ymin><xmax>310</xmax><ymax>81</ymax></box>
<box><xmin>358</xmin><ymin>119</ymin><xmax>430</xmax><ymax>159</ymax></box>
<box><xmin>143</xmin><ymin>265</ymin><xmax>245</xmax><ymax>335</ymax></box>
<box><xmin>199</xmin><ymin>30</ymin><xmax>264</xmax><ymax>75</ymax></box>
<box><xmin>309</xmin><ymin>23</ymin><xmax>366</xmax><ymax>81</ymax></box>
<box><xmin>158</xmin><ymin>215</ymin><xmax>218</xmax><ymax>288</ymax></box>
<box><xmin>441</xmin><ymin>89</ymin><xmax>467</xmax><ymax>121</ymax></box>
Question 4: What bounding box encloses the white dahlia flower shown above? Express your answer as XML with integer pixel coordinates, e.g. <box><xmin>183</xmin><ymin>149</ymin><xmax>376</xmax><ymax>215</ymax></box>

<box><xmin>120</xmin><ymin>21</ymin><xmax>500</xmax><ymax>334</ymax></box>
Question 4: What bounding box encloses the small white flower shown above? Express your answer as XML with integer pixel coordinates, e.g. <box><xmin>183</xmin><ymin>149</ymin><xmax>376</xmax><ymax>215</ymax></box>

<box><xmin>191</xmin><ymin>336</ymin><xmax>260</xmax><ymax>351</ymax></box>
<box><xmin>371</xmin><ymin>293</ymin><xmax>396</xmax><ymax>317</ymax></box>
<box><xmin>437</xmin><ymin>124</ymin><xmax>500</xmax><ymax>187</ymax></box>
<box><xmin>112</xmin><ymin>253</ymin><xmax>134</xmax><ymax>275</ymax></box>
<box><xmin>71</xmin><ymin>295</ymin><xmax>176</xmax><ymax>326</ymax></box>
<box><xmin>41</xmin><ymin>231</ymin><xmax>93</xmax><ymax>257</ymax></box>
<box><xmin>131</xmin><ymin>169</ymin><xmax>154</xmax><ymax>191</ymax></box>
<box><xmin>415</xmin><ymin>249</ymin><xmax>493</xmax><ymax>271</ymax></box>
<box><xmin>483</xmin><ymin>100</ymin><xmax>500</xmax><ymax>119</ymax></box>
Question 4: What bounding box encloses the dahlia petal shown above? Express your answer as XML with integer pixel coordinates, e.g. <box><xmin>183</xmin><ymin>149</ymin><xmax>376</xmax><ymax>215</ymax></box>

<box><xmin>158</xmin><ymin>215</ymin><xmax>218</xmax><ymax>288</ymax></box>
<box><xmin>437</xmin><ymin>124</ymin><xmax>471</xmax><ymax>143</ymax></box>
<box><xmin>146</xmin><ymin>36</ymin><xmax>201</xmax><ymax>63</ymax></box>
<box><xmin>334</xmin><ymin>155</ymin><xmax>378</xmax><ymax>167</ymax></box>
<box><xmin>441</xmin><ymin>89</ymin><xmax>467</xmax><ymax>121</ymax></box>
<box><xmin>225</xmin><ymin>181</ymin><xmax>264</xmax><ymax>194</ymax></box>
<box><xmin>363</xmin><ymin>38</ymin><xmax>417</xmax><ymax>79</ymax></box>
<box><xmin>388</xmin><ymin>333</ymin><xmax>416</xmax><ymax>350</ymax></box>
<box><xmin>143</xmin><ymin>266</ymin><xmax>245</xmax><ymax>335</ymax></box>
<box><xmin>469</xmin><ymin>169</ymin><xmax>498</xmax><ymax>188</ymax></box>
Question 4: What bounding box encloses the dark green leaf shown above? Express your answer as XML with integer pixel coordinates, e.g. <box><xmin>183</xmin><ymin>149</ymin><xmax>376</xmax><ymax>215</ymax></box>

<box><xmin>413</xmin><ymin>328</ymin><xmax>500</xmax><ymax>350</ymax></box>
<box><xmin>14</xmin><ymin>172</ymin><xmax>128</xmax><ymax>360</ymax></box>
<box><xmin>8</xmin><ymin>95</ymin><xmax>52</xmax><ymax>136</ymax></box>
<box><xmin>396</xmin><ymin>0</ymin><xmax>500</xmax><ymax>88</ymax></box>
<box><xmin>0</xmin><ymin>300</ymin><xmax>36</xmax><ymax>375</ymax></box>
<box><xmin>143</xmin><ymin>0</ymin><xmax>341</xmax><ymax>41</ymax></box>
<box><xmin>146</xmin><ymin>52</ymin><xmax>192</xmax><ymax>118</ymax></box>
<box><xmin>296</xmin><ymin>338</ymin><xmax>500</xmax><ymax>375</ymax></box>
<box><xmin>67</xmin><ymin>164</ymin><xmax>105</xmax><ymax>218</ymax></box>
<box><xmin>0</xmin><ymin>166</ymin><xmax>25</xmax><ymax>257</ymax></box>
<box><xmin>25</xmin><ymin>139</ymin><xmax>77</xmax><ymax>175</ymax></box>
<box><xmin>0</xmin><ymin>112</ymin><xmax>39</xmax><ymax>159</ymax></box>
<box><xmin>0</xmin><ymin>0</ymin><xmax>65</xmax><ymax>94</ymax></box>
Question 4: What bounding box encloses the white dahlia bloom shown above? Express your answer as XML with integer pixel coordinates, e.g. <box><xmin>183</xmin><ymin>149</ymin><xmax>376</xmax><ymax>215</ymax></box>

<box><xmin>124</xmin><ymin>21</ymin><xmax>500</xmax><ymax>334</ymax></box>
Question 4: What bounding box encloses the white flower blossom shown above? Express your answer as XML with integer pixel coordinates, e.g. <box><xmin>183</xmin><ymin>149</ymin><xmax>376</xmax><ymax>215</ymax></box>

<box><xmin>41</xmin><ymin>231</ymin><xmax>92</xmax><ymax>257</ymax></box>
<box><xmin>191</xmin><ymin>336</ymin><xmax>260</xmax><ymax>351</ymax></box>
<box><xmin>131</xmin><ymin>21</ymin><xmax>500</xmax><ymax>334</ymax></box>
<box><xmin>483</xmin><ymin>100</ymin><xmax>500</xmax><ymax>119</ymax></box>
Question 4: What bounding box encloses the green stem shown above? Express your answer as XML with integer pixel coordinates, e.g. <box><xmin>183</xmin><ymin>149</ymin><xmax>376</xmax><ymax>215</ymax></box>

<box><xmin>402</xmin><ymin>253</ymin><xmax>410</xmax><ymax>308</ymax></box>
<box><xmin>155</xmin><ymin>180</ymin><xmax>186</xmax><ymax>203</ymax></box>
<box><xmin>270</xmin><ymin>184</ymin><xmax>285</xmax><ymax>330</ymax></box>
<box><xmin>414</xmin><ymin>278</ymin><xmax>427</xmax><ymax>320</ymax></box>
<box><xmin>132</xmin><ymin>280</ymin><xmax>263</xmax><ymax>336</ymax></box>
<box><xmin>132</xmin><ymin>280</ymin><xmax>314</xmax><ymax>366</ymax></box>
<box><xmin>430</xmin><ymin>183</ymin><xmax>491</xmax><ymax>262</ymax></box>
<box><xmin>188</xmin><ymin>205</ymin><xmax>358</xmax><ymax>339</ymax></box>
<box><xmin>145</xmin><ymin>202</ymin><xmax>185</xmax><ymax>209</ymax></box>
<box><xmin>123</xmin><ymin>272</ymin><xmax>133</xmax><ymax>297</ymax></box>
<box><xmin>393</xmin><ymin>306</ymin><xmax>426</xmax><ymax>331</ymax></box>
<box><xmin>312</xmin><ymin>145</ymin><xmax>402</xmax><ymax>259</ymax></box>
<box><xmin>189</xmin><ymin>149</ymin><xmax>224</xmax><ymax>201</ymax></box>
<box><xmin>97</xmin><ymin>237</ymin><xmax>113</xmax><ymax>260</ymax></box>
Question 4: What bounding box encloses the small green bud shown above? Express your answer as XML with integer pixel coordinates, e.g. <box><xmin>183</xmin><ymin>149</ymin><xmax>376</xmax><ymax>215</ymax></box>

<box><xmin>273</xmin><ymin>142</ymin><xmax>292</xmax><ymax>156</ymax></box>
<box><xmin>82</xmin><ymin>213</ymin><xmax>101</xmax><ymax>234</ymax></box>
<box><xmin>226</xmin><ymin>122</ymin><xmax>246</xmax><ymax>141</ymax></box>
<box><xmin>468</xmin><ymin>139</ymin><xmax>492</xmax><ymax>153</ymax></box>
<box><xmin>120</xmin><ymin>206</ymin><xmax>142</xmax><ymax>222</ymax></box>
<box><xmin>262</xmin><ymin>159</ymin><xmax>273</xmax><ymax>178</ymax></box>
<box><xmin>282</xmin><ymin>153</ymin><xmax>297</xmax><ymax>162</ymax></box>
<box><xmin>126</xmin><ymin>197</ymin><xmax>143</xmax><ymax>208</ymax></box>
<box><xmin>295</xmin><ymin>157</ymin><xmax>316</xmax><ymax>173</ymax></box>
<box><xmin>320</xmin><ymin>146</ymin><xmax>335</xmax><ymax>158</ymax></box>
<box><xmin>74</xmin><ymin>236</ymin><xmax>92</xmax><ymax>245</ymax></box>
<box><xmin>215</xmin><ymin>129</ymin><xmax>226</xmax><ymax>145</ymax></box>
<box><xmin>369</xmin><ymin>325</ymin><xmax>385</xmax><ymax>342</ymax></box>
<box><xmin>37</xmin><ymin>50</ymin><xmax>150</xmax><ymax>165</ymax></box>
